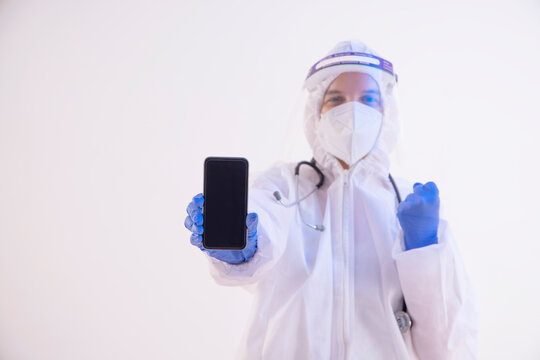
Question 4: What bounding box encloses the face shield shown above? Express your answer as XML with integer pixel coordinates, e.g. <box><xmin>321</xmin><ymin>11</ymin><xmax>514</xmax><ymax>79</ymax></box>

<box><xmin>277</xmin><ymin>42</ymin><xmax>406</xmax><ymax>176</ymax></box>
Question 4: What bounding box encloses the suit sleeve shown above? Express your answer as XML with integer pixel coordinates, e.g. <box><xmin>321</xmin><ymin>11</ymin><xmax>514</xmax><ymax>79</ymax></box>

<box><xmin>204</xmin><ymin>166</ymin><xmax>293</xmax><ymax>291</ymax></box>
<box><xmin>392</xmin><ymin>216</ymin><xmax>479</xmax><ymax>359</ymax></box>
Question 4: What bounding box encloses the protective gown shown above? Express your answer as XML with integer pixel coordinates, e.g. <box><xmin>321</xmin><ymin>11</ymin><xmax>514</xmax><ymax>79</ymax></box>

<box><xmin>203</xmin><ymin>41</ymin><xmax>478</xmax><ymax>359</ymax></box>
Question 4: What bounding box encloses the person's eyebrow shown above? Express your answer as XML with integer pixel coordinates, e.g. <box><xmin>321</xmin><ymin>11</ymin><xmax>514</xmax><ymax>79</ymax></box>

<box><xmin>324</xmin><ymin>90</ymin><xmax>342</xmax><ymax>96</ymax></box>
<box><xmin>363</xmin><ymin>89</ymin><xmax>380</xmax><ymax>95</ymax></box>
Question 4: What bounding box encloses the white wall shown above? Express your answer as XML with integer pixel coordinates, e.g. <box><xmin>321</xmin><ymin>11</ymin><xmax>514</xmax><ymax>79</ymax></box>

<box><xmin>1</xmin><ymin>0</ymin><xmax>539</xmax><ymax>359</ymax></box>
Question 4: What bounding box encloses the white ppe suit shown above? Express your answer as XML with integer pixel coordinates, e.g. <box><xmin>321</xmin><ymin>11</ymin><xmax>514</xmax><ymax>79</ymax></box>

<box><xmin>204</xmin><ymin>40</ymin><xmax>478</xmax><ymax>359</ymax></box>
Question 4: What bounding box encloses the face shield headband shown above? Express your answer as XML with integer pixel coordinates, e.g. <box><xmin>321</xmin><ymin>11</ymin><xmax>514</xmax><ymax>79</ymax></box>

<box><xmin>305</xmin><ymin>51</ymin><xmax>398</xmax><ymax>85</ymax></box>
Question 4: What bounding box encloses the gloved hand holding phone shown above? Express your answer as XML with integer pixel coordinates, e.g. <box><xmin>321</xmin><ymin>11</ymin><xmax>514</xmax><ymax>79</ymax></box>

<box><xmin>184</xmin><ymin>193</ymin><xmax>259</xmax><ymax>264</ymax></box>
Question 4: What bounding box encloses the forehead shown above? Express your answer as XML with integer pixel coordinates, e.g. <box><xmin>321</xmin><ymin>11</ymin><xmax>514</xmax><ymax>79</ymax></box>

<box><xmin>326</xmin><ymin>71</ymin><xmax>380</xmax><ymax>93</ymax></box>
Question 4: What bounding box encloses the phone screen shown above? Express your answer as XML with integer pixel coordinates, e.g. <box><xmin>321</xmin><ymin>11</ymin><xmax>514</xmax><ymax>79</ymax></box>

<box><xmin>203</xmin><ymin>157</ymin><xmax>248</xmax><ymax>250</ymax></box>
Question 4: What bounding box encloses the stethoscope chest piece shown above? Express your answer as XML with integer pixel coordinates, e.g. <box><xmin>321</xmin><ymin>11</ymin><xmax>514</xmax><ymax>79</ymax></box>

<box><xmin>394</xmin><ymin>310</ymin><xmax>412</xmax><ymax>334</ymax></box>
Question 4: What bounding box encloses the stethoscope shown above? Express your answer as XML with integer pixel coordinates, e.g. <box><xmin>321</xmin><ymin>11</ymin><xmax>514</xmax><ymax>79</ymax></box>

<box><xmin>272</xmin><ymin>158</ymin><xmax>412</xmax><ymax>334</ymax></box>
<box><xmin>272</xmin><ymin>158</ymin><xmax>403</xmax><ymax>231</ymax></box>
<box><xmin>273</xmin><ymin>159</ymin><xmax>327</xmax><ymax>231</ymax></box>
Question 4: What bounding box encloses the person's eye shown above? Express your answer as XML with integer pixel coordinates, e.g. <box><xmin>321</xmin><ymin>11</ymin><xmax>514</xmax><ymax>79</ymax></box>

<box><xmin>362</xmin><ymin>95</ymin><xmax>380</xmax><ymax>104</ymax></box>
<box><xmin>361</xmin><ymin>95</ymin><xmax>381</xmax><ymax>108</ymax></box>
<box><xmin>326</xmin><ymin>96</ymin><xmax>345</xmax><ymax>103</ymax></box>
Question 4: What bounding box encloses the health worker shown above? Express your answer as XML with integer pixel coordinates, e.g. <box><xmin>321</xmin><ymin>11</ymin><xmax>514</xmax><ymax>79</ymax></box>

<box><xmin>184</xmin><ymin>39</ymin><xmax>478</xmax><ymax>359</ymax></box>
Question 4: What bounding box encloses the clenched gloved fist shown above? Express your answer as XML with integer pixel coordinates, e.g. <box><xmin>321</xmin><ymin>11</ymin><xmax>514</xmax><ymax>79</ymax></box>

<box><xmin>396</xmin><ymin>182</ymin><xmax>440</xmax><ymax>251</ymax></box>
<box><xmin>184</xmin><ymin>193</ymin><xmax>258</xmax><ymax>264</ymax></box>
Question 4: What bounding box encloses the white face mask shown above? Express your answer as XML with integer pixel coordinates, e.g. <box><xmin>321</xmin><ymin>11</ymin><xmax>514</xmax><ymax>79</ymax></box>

<box><xmin>317</xmin><ymin>101</ymin><xmax>383</xmax><ymax>166</ymax></box>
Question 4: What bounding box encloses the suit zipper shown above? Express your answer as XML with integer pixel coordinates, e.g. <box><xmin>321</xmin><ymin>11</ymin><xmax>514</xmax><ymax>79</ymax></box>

<box><xmin>342</xmin><ymin>169</ymin><xmax>350</xmax><ymax>359</ymax></box>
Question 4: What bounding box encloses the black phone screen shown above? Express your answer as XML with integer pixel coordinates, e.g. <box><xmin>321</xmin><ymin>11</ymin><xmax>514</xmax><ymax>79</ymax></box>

<box><xmin>203</xmin><ymin>157</ymin><xmax>248</xmax><ymax>250</ymax></box>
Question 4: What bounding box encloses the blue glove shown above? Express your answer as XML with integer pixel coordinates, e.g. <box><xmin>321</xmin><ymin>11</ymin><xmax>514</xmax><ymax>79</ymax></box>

<box><xmin>396</xmin><ymin>182</ymin><xmax>440</xmax><ymax>250</ymax></box>
<box><xmin>184</xmin><ymin>193</ymin><xmax>258</xmax><ymax>265</ymax></box>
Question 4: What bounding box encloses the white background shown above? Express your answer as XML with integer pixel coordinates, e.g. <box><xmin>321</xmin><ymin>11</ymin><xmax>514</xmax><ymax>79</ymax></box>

<box><xmin>1</xmin><ymin>0</ymin><xmax>539</xmax><ymax>359</ymax></box>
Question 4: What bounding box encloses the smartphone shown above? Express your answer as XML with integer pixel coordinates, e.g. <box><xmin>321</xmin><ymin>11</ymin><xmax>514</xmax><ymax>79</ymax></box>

<box><xmin>203</xmin><ymin>157</ymin><xmax>249</xmax><ymax>250</ymax></box>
